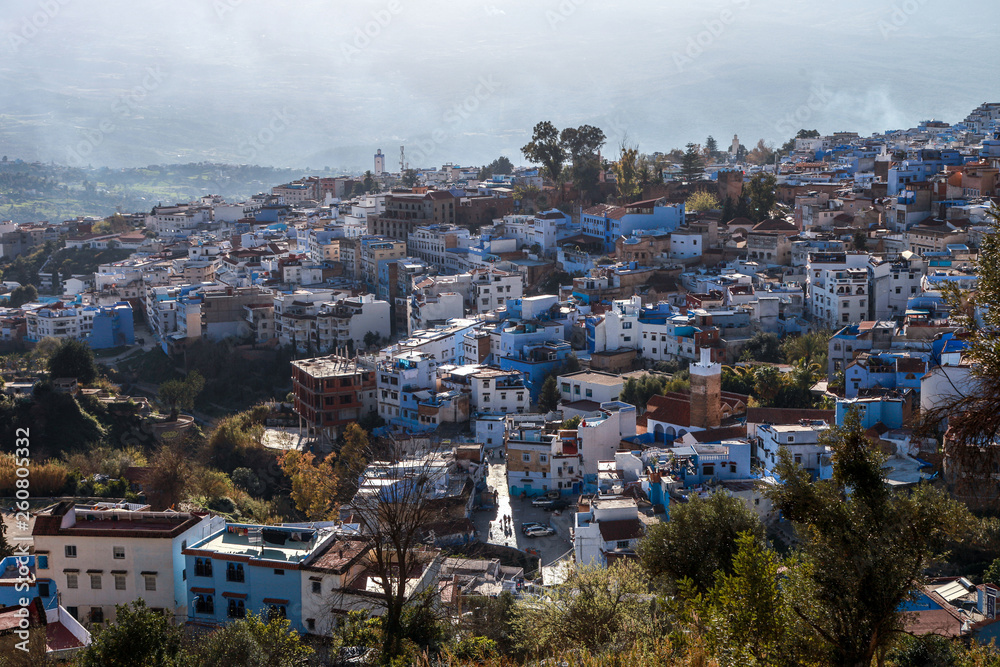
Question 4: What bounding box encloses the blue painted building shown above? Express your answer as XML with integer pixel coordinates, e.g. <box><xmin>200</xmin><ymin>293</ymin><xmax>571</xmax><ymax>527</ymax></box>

<box><xmin>581</xmin><ymin>198</ymin><xmax>684</xmax><ymax>252</ymax></box>
<box><xmin>499</xmin><ymin>339</ymin><xmax>574</xmax><ymax>403</ymax></box>
<box><xmin>0</xmin><ymin>555</ymin><xmax>59</xmax><ymax>610</ymax></box>
<box><xmin>836</xmin><ymin>395</ymin><xmax>907</xmax><ymax>430</ymax></box>
<box><xmin>182</xmin><ymin>523</ymin><xmax>338</xmax><ymax>633</ymax></box>
<box><xmin>89</xmin><ymin>302</ymin><xmax>135</xmax><ymax>349</ymax></box>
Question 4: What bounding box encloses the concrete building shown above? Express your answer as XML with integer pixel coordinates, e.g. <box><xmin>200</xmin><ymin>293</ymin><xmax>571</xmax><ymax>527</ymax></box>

<box><xmin>32</xmin><ymin>503</ymin><xmax>225</xmax><ymax>625</ymax></box>
<box><xmin>292</xmin><ymin>355</ymin><xmax>378</xmax><ymax>439</ymax></box>
<box><xmin>505</xmin><ymin>419</ymin><xmax>584</xmax><ymax>497</ymax></box>
<box><xmin>557</xmin><ymin>370</ymin><xmax>624</xmax><ymax>417</ymax></box>
<box><xmin>573</xmin><ymin>496</ymin><xmax>644</xmax><ymax>567</ymax></box>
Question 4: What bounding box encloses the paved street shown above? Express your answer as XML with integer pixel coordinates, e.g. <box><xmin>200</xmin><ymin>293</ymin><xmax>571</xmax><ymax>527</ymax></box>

<box><xmin>473</xmin><ymin>457</ymin><xmax>575</xmax><ymax>567</ymax></box>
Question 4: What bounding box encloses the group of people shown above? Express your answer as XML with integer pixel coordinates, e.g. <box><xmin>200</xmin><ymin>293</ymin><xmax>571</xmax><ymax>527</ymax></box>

<box><xmin>496</xmin><ymin>513</ymin><xmax>513</xmax><ymax>538</ymax></box>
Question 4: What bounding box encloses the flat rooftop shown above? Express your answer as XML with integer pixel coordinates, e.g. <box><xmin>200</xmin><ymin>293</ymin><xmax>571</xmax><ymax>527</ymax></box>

<box><xmin>192</xmin><ymin>525</ymin><xmax>329</xmax><ymax>564</ymax></box>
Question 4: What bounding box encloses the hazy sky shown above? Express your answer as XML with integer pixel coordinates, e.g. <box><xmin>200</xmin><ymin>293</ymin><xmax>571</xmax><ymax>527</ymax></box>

<box><xmin>1</xmin><ymin>0</ymin><xmax>996</xmax><ymax>171</ymax></box>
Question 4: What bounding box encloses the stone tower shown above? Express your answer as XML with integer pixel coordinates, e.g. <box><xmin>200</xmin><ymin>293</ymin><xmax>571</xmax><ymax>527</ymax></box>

<box><xmin>689</xmin><ymin>347</ymin><xmax>721</xmax><ymax>430</ymax></box>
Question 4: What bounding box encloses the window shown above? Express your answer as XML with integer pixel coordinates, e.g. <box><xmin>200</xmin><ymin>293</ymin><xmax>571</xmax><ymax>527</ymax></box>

<box><xmin>574</xmin><ymin>386</ymin><xmax>580</xmax><ymax>395</ymax></box>
<box><xmin>274</xmin><ymin>569</ymin><xmax>285</xmax><ymax>576</ymax></box>
<box><xmin>144</xmin><ymin>575</ymin><xmax>156</xmax><ymax>592</ymax></box>
<box><xmin>267</xmin><ymin>605</ymin><xmax>287</xmax><ymax>621</ymax></box>
<box><xmin>312</xmin><ymin>581</ymin><xmax>322</xmax><ymax>594</ymax></box>
<box><xmin>114</xmin><ymin>573</ymin><xmax>126</xmax><ymax>590</ymax></box>
<box><xmin>568</xmin><ymin>466</ymin><xmax>574</xmax><ymax>474</ymax></box>
<box><xmin>195</xmin><ymin>595</ymin><xmax>214</xmax><ymax>615</ymax></box>
<box><xmin>787</xmin><ymin>436</ymin><xmax>794</xmax><ymax>443</ymax></box>
<box><xmin>38</xmin><ymin>582</ymin><xmax>50</xmax><ymax>597</ymax></box>
<box><xmin>703</xmin><ymin>464</ymin><xmax>715</xmax><ymax>477</ymax></box>
<box><xmin>90</xmin><ymin>607</ymin><xmax>104</xmax><ymax>624</ymax></box>
<box><xmin>483</xmin><ymin>393</ymin><xmax>490</xmax><ymax>402</ymax></box>
<box><xmin>522</xmin><ymin>453</ymin><xmax>531</xmax><ymax>462</ymax></box>
<box><xmin>623</xmin><ymin>336</ymin><xmax>631</xmax><ymax>342</ymax></box>
<box><xmin>66</xmin><ymin>573</ymin><xmax>78</xmax><ymax>589</ymax></box>
<box><xmin>195</xmin><ymin>558</ymin><xmax>213</xmax><ymax>577</ymax></box>
<box><xmin>622</xmin><ymin>322</ymin><xmax>632</xmax><ymax>329</ymax></box>
<box><xmin>113</xmin><ymin>546</ymin><xmax>125</xmax><ymax>559</ymax></box>
<box><xmin>616</xmin><ymin>540</ymin><xmax>630</xmax><ymax>549</ymax></box>
<box><xmin>585</xmin><ymin>388</ymin><xmax>592</xmax><ymax>398</ymax></box>
<box><xmin>227</xmin><ymin>563</ymin><xmax>245</xmax><ymax>583</ymax></box>
<box><xmin>90</xmin><ymin>574</ymin><xmax>102</xmax><ymax>590</ymax></box>
<box><xmin>561</xmin><ymin>383</ymin><xmax>569</xmax><ymax>392</ymax></box>
<box><xmin>65</xmin><ymin>545</ymin><xmax>77</xmax><ymax>558</ymax></box>
<box><xmin>37</xmin><ymin>555</ymin><xmax>48</xmax><ymax>569</ymax></box>
<box><xmin>227</xmin><ymin>599</ymin><xmax>246</xmax><ymax>618</ymax></box>
<box><xmin>794</xmin><ymin>454</ymin><xmax>802</xmax><ymax>464</ymax></box>
<box><xmin>540</xmin><ymin>455</ymin><xmax>548</xmax><ymax>463</ymax></box>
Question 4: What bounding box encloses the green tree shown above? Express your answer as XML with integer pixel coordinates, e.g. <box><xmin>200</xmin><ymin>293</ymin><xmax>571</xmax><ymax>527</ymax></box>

<box><xmin>745</xmin><ymin>172</ymin><xmax>778</xmax><ymax>222</ymax></box>
<box><xmin>740</xmin><ymin>332</ymin><xmax>783</xmax><ymax>363</ymax></box>
<box><xmin>853</xmin><ymin>231</ymin><xmax>868</xmax><ymax>252</ymax></box>
<box><xmin>705</xmin><ymin>532</ymin><xmax>802</xmax><ymax>666</ymax></box>
<box><xmin>563</xmin><ymin>414</ymin><xmax>582</xmax><ymax>429</ymax></box>
<box><xmin>73</xmin><ymin>600</ymin><xmax>188</xmax><ymax>667</ymax></box>
<box><xmin>362</xmin><ymin>169</ymin><xmax>376</xmax><ymax>193</ymax></box>
<box><xmin>158</xmin><ymin>370</ymin><xmax>205</xmax><ymax>420</ymax></box>
<box><xmin>686</xmin><ymin>190</ymin><xmax>720</xmax><ymax>213</ymax></box>
<box><xmin>766</xmin><ymin>410</ymin><xmax>973</xmax><ymax>667</ymax></box>
<box><xmin>747</xmin><ymin>138</ymin><xmax>776</xmax><ymax>166</ymax></box>
<box><xmin>781</xmin><ymin>330</ymin><xmax>831</xmax><ymax>370</ymax></box>
<box><xmin>705</xmin><ymin>135</ymin><xmax>719</xmax><ymax>159</ymax></box>
<box><xmin>521</xmin><ymin>121</ymin><xmax>566</xmax><ymax>182</ymax></box>
<box><xmin>401</xmin><ymin>169</ymin><xmax>419</xmax><ymax>188</ymax></box>
<box><xmin>363</xmin><ymin>331</ymin><xmax>381</xmax><ymax>350</ymax></box>
<box><xmin>193</xmin><ymin>612</ymin><xmax>313</xmax><ymax>667</ymax></box>
<box><xmin>680</xmin><ymin>143</ymin><xmax>704</xmax><ymax>182</ymax></box>
<box><xmin>719</xmin><ymin>195</ymin><xmax>735</xmax><ymax>223</ymax></box>
<box><xmin>753</xmin><ymin>365</ymin><xmax>784</xmax><ymax>407</ymax></box>
<box><xmin>5</xmin><ymin>284</ymin><xmax>37</xmax><ymax>308</ymax></box>
<box><xmin>515</xmin><ymin>561</ymin><xmax>655</xmax><ymax>655</ymax></box>
<box><xmin>561</xmin><ymin>124</ymin><xmax>606</xmax><ymax>197</ymax></box>
<box><xmin>639</xmin><ymin>492</ymin><xmax>763</xmax><ymax>593</ymax></box>
<box><xmin>47</xmin><ymin>338</ymin><xmax>98</xmax><ymax>383</ymax></box>
<box><xmin>611</xmin><ymin>141</ymin><xmax>642</xmax><ymax>203</ymax></box>
<box><xmin>538</xmin><ymin>375</ymin><xmax>560</xmax><ymax>412</ymax></box>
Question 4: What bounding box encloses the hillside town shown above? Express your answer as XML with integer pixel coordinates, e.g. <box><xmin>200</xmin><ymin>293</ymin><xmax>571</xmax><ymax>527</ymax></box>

<box><xmin>3</xmin><ymin>103</ymin><xmax>1000</xmax><ymax>665</ymax></box>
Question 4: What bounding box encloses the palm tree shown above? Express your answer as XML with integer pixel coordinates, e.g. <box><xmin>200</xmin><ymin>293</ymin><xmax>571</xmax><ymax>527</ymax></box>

<box><xmin>790</xmin><ymin>359</ymin><xmax>822</xmax><ymax>394</ymax></box>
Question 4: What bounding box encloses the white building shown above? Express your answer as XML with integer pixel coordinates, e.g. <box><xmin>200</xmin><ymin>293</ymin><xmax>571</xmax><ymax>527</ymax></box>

<box><xmin>470</xmin><ymin>368</ymin><xmax>529</xmax><ymax>415</ymax></box>
<box><xmin>573</xmin><ymin>496</ymin><xmax>644</xmax><ymax>567</ymax></box>
<box><xmin>557</xmin><ymin>370</ymin><xmax>624</xmax><ymax>415</ymax></box>
<box><xmin>32</xmin><ymin>503</ymin><xmax>225</xmax><ymax>625</ymax></box>
<box><xmin>868</xmin><ymin>252</ymin><xmax>927</xmax><ymax>320</ymax></box>
<box><xmin>755</xmin><ymin>421</ymin><xmax>832</xmax><ymax>480</ymax></box>
<box><xmin>470</xmin><ymin>267</ymin><xmax>523</xmax><ymax>314</ymax></box>
<box><xmin>577</xmin><ymin>402</ymin><xmax>638</xmax><ymax>477</ymax></box>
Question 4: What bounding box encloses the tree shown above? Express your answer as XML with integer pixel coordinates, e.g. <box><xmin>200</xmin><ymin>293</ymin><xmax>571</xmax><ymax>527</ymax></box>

<box><xmin>401</xmin><ymin>169</ymin><xmax>419</xmax><ymax>188</ymax></box>
<box><xmin>752</xmin><ymin>365</ymin><xmax>784</xmax><ymax>407</ymax></box>
<box><xmin>765</xmin><ymin>410</ymin><xmax>973</xmax><ymax>667</ymax></box>
<box><xmin>719</xmin><ymin>196</ymin><xmax>735</xmax><ymax>223</ymax></box>
<box><xmin>333</xmin><ymin>422</ymin><xmax>371</xmax><ymax>503</ymax></box>
<box><xmin>362</xmin><ymin>170</ymin><xmax>376</xmax><ymax>193</ymax></box>
<box><xmin>639</xmin><ymin>491</ymin><xmax>763</xmax><ymax>593</ymax></box>
<box><xmin>341</xmin><ymin>436</ymin><xmax>454</xmax><ymax>660</ymax></box>
<box><xmin>611</xmin><ymin>141</ymin><xmax>642</xmax><ymax>203</ymax></box>
<box><xmin>145</xmin><ymin>442</ymin><xmax>191</xmax><ymax>510</ymax></box>
<box><xmin>686</xmin><ymin>190</ymin><xmax>720</xmax><ymax>213</ymax></box>
<box><xmin>923</xmin><ymin>205</ymin><xmax>1000</xmax><ymax>510</ymax></box>
<box><xmin>231</xmin><ymin>467</ymin><xmax>265</xmax><ymax>496</ymax></box>
<box><xmin>363</xmin><ymin>331</ymin><xmax>381</xmax><ymax>350</ymax></box>
<box><xmin>279</xmin><ymin>449</ymin><xmax>338</xmax><ymax>520</ymax></box>
<box><xmin>745</xmin><ymin>172</ymin><xmax>778</xmax><ymax>222</ymax></box>
<box><xmin>747</xmin><ymin>138</ymin><xmax>776</xmax><ymax>166</ymax></box>
<box><xmin>740</xmin><ymin>332</ymin><xmax>783</xmax><ymax>363</ymax></box>
<box><xmin>515</xmin><ymin>561</ymin><xmax>655</xmax><ymax>655</ymax></box>
<box><xmin>561</xmin><ymin>124</ymin><xmax>606</xmax><ymax>196</ymax></box>
<box><xmin>47</xmin><ymin>338</ymin><xmax>97</xmax><ymax>383</ymax></box>
<box><xmin>853</xmin><ymin>231</ymin><xmax>868</xmax><ymax>252</ymax></box>
<box><xmin>5</xmin><ymin>284</ymin><xmax>37</xmax><ymax>308</ymax></box>
<box><xmin>158</xmin><ymin>370</ymin><xmax>205</xmax><ymax>420</ymax></box>
<box><xmin>73</xmin><ymin>600</ymin><xmax>187</xmax><ymax>667</ymax></box>
<box><xmin>705</xmin><ymin>135</ymin><xmax>719</xmax><ymax>159</ymax></box>
<box><xmin>563</xmin><ymin>415</ymin><xmax>582</xmax><ymax>430</ymax></box>
<box><xmin>680</xmin><ymin>143</ymin><xmax>704</xmax><ymax>182</ymax></box>
<box><xmin>704</xmin><ymin>532</ymin><xmax>803</xmax><ymax>666</ymax></box>
<box><xmin>521</xmin><ymin>121</ymin><xmax>566</xmax><ymax>182</ymax></box>
<box><xmin>781</xmin><ymin>330</ymin><xmax>830</xmax><ymax>370</ymax></box>
<box><xmin>193</xmin><ymin>612</ymin><xmax>313</xmax><ymax>667</ymax></box>
<box><xmin>478</xmin><ymin>156</ymin><xmax>514</xmax><ymax>180</ymax></box>
<box><xmin>538</xmin><ymin>375</ymin><xmax>560</xmax><ymax>412</ymax></box>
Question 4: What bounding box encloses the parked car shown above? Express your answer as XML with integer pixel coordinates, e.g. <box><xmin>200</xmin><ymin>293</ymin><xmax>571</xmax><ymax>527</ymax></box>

<box><xmin>525</xmin><ymin>525</ymin><xmax>556</xmax><ymax>537</ymax></box>
<box><xmin>520</xmin><ymin>521</ymin><xmax>544</xmax><ymax>535</ymax></box>
<box><xmin>532</xmin><ymin>498</ymin><xmax>570</xmax><ymax>511</ymax></box>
